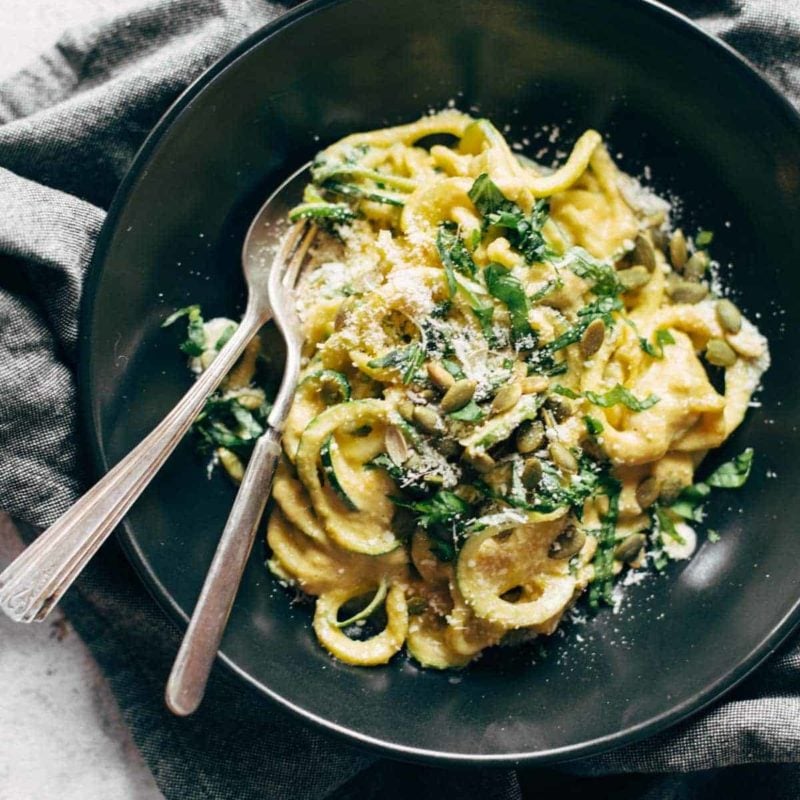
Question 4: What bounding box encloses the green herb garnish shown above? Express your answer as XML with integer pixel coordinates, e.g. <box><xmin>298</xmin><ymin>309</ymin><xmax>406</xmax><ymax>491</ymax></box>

<box><xmin>638</xmin><ymin>328</ymin><xmax>675</xmax><ymax>359</ymax></box>
<box><xmin>467</xmin><ymin>174</ymin><xmax>552</xmax><ymax>263</ymax></box>
<box><xmin>583</xmin><ymin>384</ymin><xmax>660</xmax><ymax>412</ymax></box>
<box><xmin>288</xmin><ymin>201</ymin><xmax>356</xmax><ymax>225</ymax></box>
<box><xmin>162</xmin><ymin>305</ymin><xmax>206</xmax><ymax>357</ymax></box>
<box><xmin>695</xmin><ymin>230</ymin><xmax>714</xmax><ymax>248</ymax></box>
<box><xmin>670</xmin><ymin>448</ymin><xmax>754</xmax><ymax>521</ymax></box>
<box><xmin>390</xmin><ymin>490</ymin><xmax>473</xmax><ymax>561</ymax></box>
<box><xmin>367</xmin><ymin>344</ymin><xmax>425</xmax><ymax>384</ymax></box>
<box><xmin>552</xmin><ymin>383</ymin><xmax>660</xmax><ymax>412</ymax></box>
<box><xmin>584</xmin><ymin>415</ymin><xmax>604</xmax><ymax>436</ymax></box>
<box><xmin>484</xmin><ymin>263</ymin><xmax>533</xmax><ymax>348</ymax></box>
<box><xmin>437</xmin><ymin>221</ymin><xmax>477</xmax><ymax>296</ymax></box>
<box><xmin>588</xmin><ymin>479</ymin><xmax>622</xmax><ymax>608</ymax></box>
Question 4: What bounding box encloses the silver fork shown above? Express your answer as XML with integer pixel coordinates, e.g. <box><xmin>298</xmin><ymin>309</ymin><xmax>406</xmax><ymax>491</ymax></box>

<box><xmin>165</xmin><ymin>220</ymin><xmax>313</xmax><ymax>716</ymax></box>
<box><xmin>0</xmin><ymin>164</ymin><xmax>311</xmax><ymax>626</ymax></box>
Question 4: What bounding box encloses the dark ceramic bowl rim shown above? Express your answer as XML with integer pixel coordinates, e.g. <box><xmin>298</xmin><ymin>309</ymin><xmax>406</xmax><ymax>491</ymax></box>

<box><xmin>79</xmin><ymin>0</ymin><xmax>800</xmax><ymax>766</ymax></box>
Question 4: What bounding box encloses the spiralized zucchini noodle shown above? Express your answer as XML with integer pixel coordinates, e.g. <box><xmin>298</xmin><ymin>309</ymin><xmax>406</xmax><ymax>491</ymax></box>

<box><xmin>168</xmin><ymin>111</ymin><xmax>769</xmax><ymax>669</ymax></box>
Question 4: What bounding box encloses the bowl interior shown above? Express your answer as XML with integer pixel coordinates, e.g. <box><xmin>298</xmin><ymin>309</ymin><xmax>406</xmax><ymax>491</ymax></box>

<box><xmin>82</xmin><ymin>0</ymin><xmax>800</xmax><ymax>762</ymax></box>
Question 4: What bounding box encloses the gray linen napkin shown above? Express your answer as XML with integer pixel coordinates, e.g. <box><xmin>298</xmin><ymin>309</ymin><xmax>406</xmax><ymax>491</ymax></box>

<box><xmin>1</xmin><ymin>2</ymin><xmax>799</xmax><ymax>798</ymax></box>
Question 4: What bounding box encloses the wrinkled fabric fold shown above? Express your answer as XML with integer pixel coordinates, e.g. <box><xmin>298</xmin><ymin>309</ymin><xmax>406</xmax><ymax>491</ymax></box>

<box><xmin>1</xmin><ymin>1</ymin><xmax>799</xmax><ymax>799</ymax></box>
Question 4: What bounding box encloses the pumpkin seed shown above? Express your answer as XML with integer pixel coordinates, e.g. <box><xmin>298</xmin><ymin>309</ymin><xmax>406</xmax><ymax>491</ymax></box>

<box><xmin>440</xmin><ymin>379</ymin><xmax>477</xmax><ymax>413</ymax></box>
<box><xmin>633</xmin><ymin>232</ymin><xmax>657</xmax><ymax>272</ymax></box>
<box><xmin>614</xmin><ymin>532</ymin><xmax>647</xmax><ymax>563</ymax></box>
<box><xmin>705</xmin><ymin>338</ymin><xmax>737</xmax><ymax>367</ymax></box>
<box><xmin>521</xmin><ymin>375</ymin><xmax>549</xmax><ymax>394</ymax></box>
<box><xmin>516</xmin><ymin>420</ymin><xmax>545</xmax><ymax>454</ymax></box>
<box><xmin>437</xmin><ymin>438</ymin><xmax>462</xmax><ymax>458</ymax></box>
<box><xmin>651</xmin><ymin>226</ymin><xmax>668</xmax><ymax>252</ymax></box>
<box><xmin>384</xmin><ymin>425</ymin><xmax>409</xmax><ymax>465</ymax></box>
<box><xmin>486</xmin><ymin>462</ymin><xmax>513</xmax><ymax>494</ymax></box>
<box><xmin>549</xmin><ymin>441</ymin><xmax>578</xmax><ymax>473</ymax></box>
<box><xmin>548</xmin><ymin>524</ymin><xmax>586</xmax><ymax>559</ymax></box>
<box><xmin>492</xmin><ymin>382</ymin><xmax>522</xmax><ymax>415</ymax></box>
<box><xmin>716</xmin><ymin>299</ymin><xmax>742</xmax><ymax>334</ymax></box>
<box><xmin>635</xmin><ymin>476</ymin><xmax>659</xmax><ymax>510</ymax></box>
<box><xmin>669</xmin><ymin>228</ymin><xmax>687</xmax><ymax>270</ymax></box>
<box><xmin>397</xmin><ymin>399</ymin><xmax>415</xmax><ymax>421</ymax></box>
<box><xmin>521</xmin><ymin>456</ymin><xmax>543</xmax><ymax>489</ymax></box>
<box><xmin>463</xmin><ymin>448</ymin><xmax>495</xmax><ymax>473</ymax></box>
<box><xmin>545</xmin><ymin>396</ymin><xmax>572</xmax><ymax>423</ymax></box>
<box><xmin>667</xmin><ymin>279</ymin><xmax>708</xmax><ymax>304</ymax></box>
<box><xmin>617</xmin><ymin>265</ymin><xmax>651</xmax><ymax>292</ymax></box>
<box><xmin>683</xmin><ymin>251</ymin><xmax>709</xmax><ymax>281</ymax></box>
<box><xmin>511</xmin><ymin>361</ymin><xmax>528</xmax><ymax>380</ymax></box>
<box><xmin>234</xmin><ymin>390</ymin><xmax>264</xmax><ymax>410</ymax></box>
<box><xmin>454</xmin><ymin>484</ymin><xmax>482</xmax><ymax>504</ymax></box>
<box><xmin>412</xmin><ymin>405</ymin><xmax>443</xmax><ymax>434</ymax></box>
<box><xmin>581</xmin><ymin>436</ymin><xmax>605</xmax><ymax>461</ymax></box>
<box><xmin>659</xmin><ymin>475</ymin><xmax>686</xmax><ymax>504</ymax></box>
<box><xmin>426</xmin><ymin>361</ymin><xmax>455</xmax><ymax>391</ymax></box>
<box><xmin>579</xmin><ymin>318</ymin><xmax>606</xmax><ymax>359</ymax></box>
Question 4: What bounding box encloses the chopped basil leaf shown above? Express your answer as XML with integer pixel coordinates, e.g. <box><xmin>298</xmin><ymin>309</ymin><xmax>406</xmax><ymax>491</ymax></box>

<box><xmin>288</xmin><ymin>201</ymin><xmax>356</xmax><ymax>224</ymax></box>
<box><xmin>437</xmin><ymin>221</ymin><xmax>477</xmax><ymax>298</ymax></box>
<box><xmin>553</xmin><ymin>383</ymin><xmax>659</xmax><ymax>412</ymax></box>
<box><xmin>706</xmin><ymin>447</ymin><xmax>753</xmax><ymax>488</ymax></box>
<box><xmin>453</xmin><ymin>275</ymin><xmax>496</xmax><ymax>343</ymax></box>
<box><xmin>484</xmin><ymin>263</ymin><xmax>533</xmax><ymax>348</ymax></box>
<box><xmin>563</xmin><ymin>248</ymin><xmax>622</xmax><ymax>299</ymax></box>
<box><xmin>390</xmin><ymin>490</ymin><xmax>473</xmax><ymax>561</ymax></box>
<box><xmin>214</xmin><ymin>323</ymin><xmax>237</xmax><ymax>351</ymax></box>
<box><xmin>162</xmin><ymin>304</ymin><xmax>206</xmax><ymax>357</ymax></box>
<box><xmin>529</xmin><ymin>278</ymin><xmax>563</xmax><ymax>304</ymax></box>
<box><xmin>584</xmin><ymin>415</ymin><xmax>604</xmax><ymax>436</ymax></box>
<box><xmin>655</xmin><ymin>505</ymin><xmax>687</xmax><ymax>545</ymax></box>
<box><xmin>639</xmin><ymin>327</ymin><xmax>675</xmax><ymax>359</ymax></box>
<box><xmin>193</xmin><ymin>396</ymin><xmax>269</xmax><ymax>454</ymax></box>
<box><xmin>467</xmin><ymin>174</ymin><xmax>552</xmax><ymax>263</ymax></box>
<box><xmin>669</xmin><ymin>482</ymin><xmax>711</xmax><ymax>521</ymax></box>
<box><xmin>584</xmin><ymin>384</ymin><xmax>660</xmax><ymax>412</ymax></box>
<box><xmin>321</xmin><ymin>179</ymin><xmax>405</xmax><ymax>207</ymax></box>
<box><xmin>447</xmin><ymin>399</ymin><xmax>485</xmax><ymax>422</ymax></box>
<box><xmin>707</xmin><ymin>529</ymin><xmax>721</xmax><ymax>542</ymax></box>
<box><xmin>695</xmin><ymin>230</ymin><xmax>714</xmax><ymax>248</ymax></box>
<box><xmin>552</xmin><ymin>385</ymin><xmax>580</xmax><ymax>399</ymax></box>
<box><xmin>669</xmin><ymin>448</ymin><xmax>753</xmax><ymax>523</ymax></box>
<box><xmin>544</xmin><ymin>295</ymin><xmax>622</xmax><ymax>354</ymax></box>
<box><xmin>367</xmin><ymin>344</ymin><xmax>425</xmax><ymax>384</ymax></box>
<box><xmin>468</xmin><ymin>173</ymin><xmax>511</xmax><ymax>218</ymax></box>
<box><xmin>588</xmin><ymin>481</ymin><xmax>622</xmax><ymax>608</ymax></box>
<box><xmin>441</xmin><ymin>358</ymin><xmax>467</xmax><ymax>380</ymax></box>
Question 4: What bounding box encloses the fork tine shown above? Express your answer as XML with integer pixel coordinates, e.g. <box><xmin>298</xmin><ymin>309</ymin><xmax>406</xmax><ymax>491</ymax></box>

<box><xmin>274</xmin><ymin>220</ymin><xmax>308</xmax><ymax>268</ymax></box>
<box><xmin>283</xmin><ymin>223</ymin><xmax>317</xmax><ymax>289</ymax></box>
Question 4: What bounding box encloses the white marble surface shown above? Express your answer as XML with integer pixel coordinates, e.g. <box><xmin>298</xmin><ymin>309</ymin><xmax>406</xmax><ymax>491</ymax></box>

<box><xmin>2</xmin><ymin>3</ymin><xmax>164</xmax><ymax>798</ymax></box>
<box><xmin>0</xmin><ymin>516</ymin><xmax>164</xmax><ymax>800</ymax></box>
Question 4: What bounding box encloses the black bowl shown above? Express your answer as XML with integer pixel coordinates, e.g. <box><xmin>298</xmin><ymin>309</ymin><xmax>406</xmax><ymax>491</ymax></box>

<box><xmin>80</xmin><ymin>0</ymin><xmax>800</xmax><ymax>764</ymax></box>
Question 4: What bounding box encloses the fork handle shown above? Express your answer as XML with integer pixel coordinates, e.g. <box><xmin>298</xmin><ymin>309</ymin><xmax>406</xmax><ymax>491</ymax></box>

<box><xmin>164</xmin><ymin>327</ymin><xmax>302</xmax><ymax>716</ymax></box>
<box><xmin>0</xmin><ymin>308</ymin><xmax>265</xmax><ymax>624</ymax></box>
<box><xmin>165</xmin><ymin>426</ymin><xmax>282</xmax><ymax>716</ymax></box>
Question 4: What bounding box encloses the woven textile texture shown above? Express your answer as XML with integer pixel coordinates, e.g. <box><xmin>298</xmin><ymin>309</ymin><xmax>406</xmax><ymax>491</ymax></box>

<box><xmin>1</xmin><ymin>1</ymin><xmax>799</xmax><ymax>798</ymax></box>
